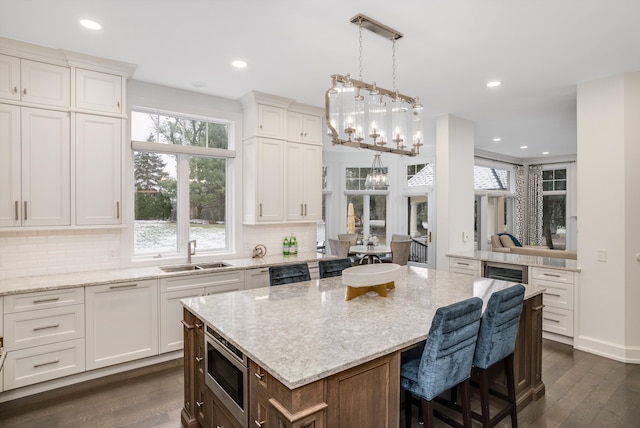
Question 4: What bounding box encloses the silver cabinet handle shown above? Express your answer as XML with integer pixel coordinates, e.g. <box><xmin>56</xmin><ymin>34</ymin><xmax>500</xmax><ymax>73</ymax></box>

<box><xmin>304</xmin><ymin>203</ymin><xmax>307</xmax><ymax>216</ymax></box>
<box><xmin>259</xmin><ymin>203</ymin><xmax>262</xmax><ymax>217</ymax></box>
<box><xmin>544</xmin><ymin>293</ymin><xmax>561</xmax><ymax>297</ymax></box>
<box><xmin>254</xmin><ymin>371</ymin><xmax>265</xmax><ymax>380</ymax></box>
<box><xmin>109</xmin><ymin>283</ymin><xmax>137</xmax><ymax>290</ymax></box>
<box><xmin>116</xmin><ymin>201</ymin><xmax>120</xmax><ymax>219</ymax></box>
<box><xmin>14</xmin><ymin>201</ymin><xmax>18</xmax><ymax>221</ymax></box>
<box><xmin>33</xmin><ymin>359</ymin><xmax>60</xmax><ymax>368</ymax></box>
<box><xmin>300</xmin><ymin>204</ymin><xmax>304</xmax><ymax>216</ymax></box>
<box><xmin>195</xmin><ymin>356</ymin><xmax>203</xmax><ymax>362</ymax></box>
<box><xmin>255</xmin><ymin>420</ymin><xmax>266</xmax><ymax>427</ymax></box>
<box><xmin>33</xmin><ymin>323</ymin><xmax>60</xmax><ymax>331</ymax></box>
<box><xmin>543</xmin><ymin>317</ymin><xmax>561</xmax><ymax>323</ymax></box>
<box><xmin>542</xmin><ymin>273</ymin><xmax>561</xmax><ymax>278</ymax></box>
<box><xmin>33</xmin><ymin>297</ymin><xmax>60</xmax><ymax>304</ymax></box>
<box><xmin>24</xmin><ymin>201</ymin><xmax>27</xmax><ymax>220</ymax></box>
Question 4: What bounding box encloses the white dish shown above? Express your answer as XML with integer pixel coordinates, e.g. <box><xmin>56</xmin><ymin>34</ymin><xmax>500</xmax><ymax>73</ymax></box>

<box><xmin>342</xmin><ymin>263</ymin><xmax>401</xmax><ymax>287</ymax></box>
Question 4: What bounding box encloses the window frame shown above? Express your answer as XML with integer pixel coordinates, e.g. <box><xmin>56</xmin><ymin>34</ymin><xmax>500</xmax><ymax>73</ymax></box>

<box><xmin>130</xmin><ymin>107</ymin><xmax>237</xmax><ymax>260</ymax></box>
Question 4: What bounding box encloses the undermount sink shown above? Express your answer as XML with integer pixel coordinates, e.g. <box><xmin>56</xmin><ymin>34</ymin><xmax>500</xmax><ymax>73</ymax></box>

<box><xmin>160</xmin><ymin>262</ymin><xmax>231</xmax><ymax>273</ymax></box>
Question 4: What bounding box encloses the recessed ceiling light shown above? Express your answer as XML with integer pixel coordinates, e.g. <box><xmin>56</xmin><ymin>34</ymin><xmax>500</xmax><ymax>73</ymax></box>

<box><xmin>486</xmin><ymin>81</ymin><xmax>502</xmax><ymax>88</ymax></box>
<box><xmin>492</xmin><ymin>138</ymin><xmax>502</xmax><ymax>142</ymax></box>
<box><xmin>232</xmin><ymin>60</ymin><xmax>247</xmax><ymax>68</ymax></box>
<box><xmin>520</xmin><ymin>145</ymin><xmax>528</xmax><ymax>149</ymax></box>
<box><xmin>542</xmin><ymin>151</ymin><xmax>550</xmax><ymax>155</ymax></box>
<box><xmin>80</xmin><ymin>19</ymin><xmax>102</xmax><ymax>30</ymax></box>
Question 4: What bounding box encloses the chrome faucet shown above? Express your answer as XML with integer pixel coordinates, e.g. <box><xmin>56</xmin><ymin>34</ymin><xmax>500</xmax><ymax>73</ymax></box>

<box><xmin>187</xmin><ymin>240</ymin><xmax>196</xmax><ymax>264</ymax></box>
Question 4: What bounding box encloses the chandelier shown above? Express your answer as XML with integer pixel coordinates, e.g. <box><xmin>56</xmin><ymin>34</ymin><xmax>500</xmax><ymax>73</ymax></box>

<box><xmin>325</xmin><ymin>14</ymin><xmax>423</xmax><ymax>157</ymax></box>
<box><xmin>365</xmin><ymin>154</ymin><xmax>388</xmax><ymax>190</ymax></box>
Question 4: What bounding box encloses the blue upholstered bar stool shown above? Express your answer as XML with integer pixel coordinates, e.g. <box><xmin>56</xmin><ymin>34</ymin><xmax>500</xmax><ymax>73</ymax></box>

<box><xmin>318</xmin><ymin>258</ymin><xmax>353</xmax><ymax>278</ymax></box>
<box><xmin>401</xmin><ymin>297</ymin><xmax>483</xmax><ymax>428</ymax></box>
<box><xmin>268</xmin><ymin>263</ymin><xmax>310</xmax><ymax>286</ymax></box>
<box><xmin>471</xmin><ymin>284</ymin><xmax>525</xmax><ymax>428</ymax></box>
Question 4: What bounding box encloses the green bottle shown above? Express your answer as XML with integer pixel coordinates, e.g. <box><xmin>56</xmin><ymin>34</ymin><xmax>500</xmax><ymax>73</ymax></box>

<box><xmin>283</xmin><ymin>237</ymin><xmax>290</xmax><ymax>255</ymax></box>
<box><xmin>290</xmin><ymin>234</ymin><xmax>298</xmax><ymax>255</ymax></box>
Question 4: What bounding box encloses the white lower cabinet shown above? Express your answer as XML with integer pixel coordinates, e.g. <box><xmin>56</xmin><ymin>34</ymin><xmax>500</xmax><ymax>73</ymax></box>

<box><xmin>2</xmin><ymin>289</ymin><xmax>85</xmax><ymax>390</ymax></box>
<box><xmin>85</xmin><ymin>279</ymin><xmax>158</xmax><ymax>370</ymax></box>
<box><xmin>531</xmin><ymin>266</ymin><xmax>576</xmax><ymax>341</ymax></box>
<box><xmin>448</xmin><ymin>257</ymin><xmax>481</xmax><ymax>276</ymax></box>
<box><xmin>245</xmin><ymin>267</ymin><xmax>270</xmax><ymax>289</ymax></box>
<box><xmin>4</xmin><ymin>338</ymin><xmax>85</xmax><ymax>390</ymax></box>
<box><xmin>159</xmin><ymin>271</ymin><xmax>243</xmax><ymax>354</ymax></box>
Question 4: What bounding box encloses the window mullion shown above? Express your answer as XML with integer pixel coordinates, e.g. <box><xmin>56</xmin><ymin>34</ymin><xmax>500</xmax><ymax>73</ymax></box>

<box><xmin>177</xmin><ymin>154</ymin><xmax>191</xmax><ymax>257</ymax></box>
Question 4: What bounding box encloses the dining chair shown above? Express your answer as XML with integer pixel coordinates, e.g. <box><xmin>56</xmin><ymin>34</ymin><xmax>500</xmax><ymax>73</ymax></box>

<box><xmin>318</xmin><ymin>258</ymin><xmax>353</xmax><ymax>278</ymax></box>
<box><xmin>401</xmin><ymin>297</ymin><xmax>483</xmax><ymax>428</ymax></box>
<box><xmin>327</xmin><ymin>238</ymin><xmax>350</xmax><ymax>258</ymax></box>
<box><xmin>391</xmin><ymin>234</ymin><xmax>411</xmax><ymax>242</ymax></box>
<box><xmin>268</xmin><ymin>263</ymin><xmax>311</xmax><ymax>286</ymax></box>
<box><xmin>337</xmin><ymin>233</ymin><xmax>358</xmax><ymax>245</ymax></box>
<box><xmin>471</xmin><ymin>284</ymin><xmax>525</xmax><ymax>428</ymax></box>
<box><xmin>390</xmin><ymin>240</ymin><xmax>411</xmax><ymax>265</ymax></box>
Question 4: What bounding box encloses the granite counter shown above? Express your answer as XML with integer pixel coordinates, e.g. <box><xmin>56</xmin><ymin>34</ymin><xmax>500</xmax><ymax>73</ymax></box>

<box><xmin>448</xmin><ymin>250</ymin><xmax>580</xmax><ymax>272</ymax></box>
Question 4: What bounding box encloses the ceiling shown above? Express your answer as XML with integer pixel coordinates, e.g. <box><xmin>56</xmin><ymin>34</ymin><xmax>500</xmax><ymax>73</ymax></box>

<box><xmin>2</xmin><ymin>0</ymin><xmax>640</xmax><ymax>161</ymax></box>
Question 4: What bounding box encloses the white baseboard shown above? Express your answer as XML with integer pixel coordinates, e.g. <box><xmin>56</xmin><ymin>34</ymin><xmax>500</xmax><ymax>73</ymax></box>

<box><xmin>574</xmin><ymin>335</ymin><xmax>640</xmax><ymax>363</ymax></box>
<box><xmin>543</xmin><ymin>331</ymin><xmax>574</xmax><ymax>346</ymax></box>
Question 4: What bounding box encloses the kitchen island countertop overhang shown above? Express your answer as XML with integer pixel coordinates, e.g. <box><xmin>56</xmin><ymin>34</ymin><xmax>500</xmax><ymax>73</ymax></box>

<box><xmin>181</xmin><ymin>265</ymin><xmax>546</xmax><ymax>390</ymax></box>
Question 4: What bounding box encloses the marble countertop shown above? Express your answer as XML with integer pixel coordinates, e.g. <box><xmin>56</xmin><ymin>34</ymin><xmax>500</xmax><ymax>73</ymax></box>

<box><xmin>448</xmin><ymin>250</ymin><xmax>580</xmax><ymax>272</ymax></box>
<box><xmin>182</xmin><ymin>265</ymin><xmax>545</xmax><ymax>390</ymax></box>
<box><xmin>0</xmin><ymin>252</ymin><xmax>330</xmax><ymax>296</ymax></box>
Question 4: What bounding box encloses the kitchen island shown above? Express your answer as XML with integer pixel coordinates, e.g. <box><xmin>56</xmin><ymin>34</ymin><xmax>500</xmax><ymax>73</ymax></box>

<box><xmin>181</xmin><ymin>265</ymin><xmax>546</xmax><ymax>428</ymax></box>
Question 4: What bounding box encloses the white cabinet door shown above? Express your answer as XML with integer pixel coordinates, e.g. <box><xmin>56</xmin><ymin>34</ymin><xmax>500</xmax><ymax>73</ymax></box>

<box><xmin>20</xmin><ymin>59</ymin><xmax>70</xmax><ymax>107</ymax></box>
<box><xmin>0</xmin><ymin>104</ymin><xmax>21</xmax><ymax>226</ymax></box>
<box><xmin>75</xmin><ymin>68</ymin><xmax>123</xmax><ymax>114</ymax></box>
<box><xmin>245</xmin><ymin>267</ymin><xmax>270</xmax><ymax>289</ymax></box>
<box><xmin>85</xmin><ymin>280</ymin><xmax>158</xmax><ymax>370</ymax></box>
<box><xmin>160</xmin><ymin>287</ymin><xmax>205</xmax><ymax>354</ymax></box>
<box><xmin>285</xmin><ymin>142</ymin><xmax>322</xmax><ymax>221</ymax></box>
<box><xmin>256</xmin><ymin>138</ymin><xmax>285</xmax><ymax>222</ymax></box>
<box><xmin>21</xmin><ymin>107</ymin><xmax>70</xmax><ymax>226</ymax></box>
<box><xmin>257</xmin><ymin>104</ymin><xmax>285</xmax><ymax>138</ymax></box>
<box><xmin>286</xmin><ymin>111</ymin><xmax>322</xmax><ymax>145</ymax></box>
<box><xmin>75</xmin><ymin>114</ymin><xmax>122</xmax><ymax>225</ymax></box>
<box><xmin>0</xmin><ymin>54</ymin><xmax>21</xmax><ymax>101</ymax></box>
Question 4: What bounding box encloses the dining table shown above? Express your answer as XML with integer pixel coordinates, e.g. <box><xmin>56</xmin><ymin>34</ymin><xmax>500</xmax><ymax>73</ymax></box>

<box><xmin>349</xmin><ymin>244</ymin><xmax>391</xmax><ymax>264</ymax></box>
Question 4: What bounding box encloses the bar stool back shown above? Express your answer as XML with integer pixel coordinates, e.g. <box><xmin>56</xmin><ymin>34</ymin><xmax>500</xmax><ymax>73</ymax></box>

<box><xmin>400</xmin><ymin>297</ymin><xmax>483</xmax><ymax>428</ymax></box>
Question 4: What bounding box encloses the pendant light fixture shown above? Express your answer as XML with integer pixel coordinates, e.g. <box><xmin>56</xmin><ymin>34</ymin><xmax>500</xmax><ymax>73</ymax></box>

<box><xmin>365</xmin><ymin>154</ymin><xmax>389</xmax><ymax>190</ymax></box>
<box><xmin>326</xmin><ymin>14</ymin><xmax>423</xmax><ymax>157</ymax></box>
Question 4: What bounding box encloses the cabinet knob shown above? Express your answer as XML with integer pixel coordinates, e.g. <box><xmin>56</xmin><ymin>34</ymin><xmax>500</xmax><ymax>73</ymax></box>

<box><xmin>300</xmin><ymin>132</ymin><xmax>304</xmax><ymax>136</ymax></box>
<box><xmin>13</xmin><ymin>86</ymin><xmax>18</xmax><ymax>94</ymax></box>
<box><xmin>254</xmin><ymin>371</ymin><xmax>265</xmax><ymax>380</ymax></box>
<box><xmin>254</xmin><ymin>420</ymin><xmax>266</xmax><ymax>427</ymax></box>
<box><xmin>195</xmin><ymin>356</ymin><xmax>203</xmax><ymax>363</ymax></box>
<box><xmin>23</xmin><ymin>88</ymin><xmax>27</xmax><ymax>95</ymax></box>
<box><xmin>196</xmin><ymin>401</ymin><xmax>204</xmax><ymax>408</ymax></box>
<box><xmin>117</xmin><ymin>101</ymin><xmax>121</xmax><ymax>108</ymax></box>
<box><xmin>259</xmin><ymin>124</ymin><xmax>263</xmax><ymax>129</ymax></box>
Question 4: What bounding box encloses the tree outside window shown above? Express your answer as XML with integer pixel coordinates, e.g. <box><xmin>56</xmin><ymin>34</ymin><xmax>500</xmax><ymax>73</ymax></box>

<box><xmin>542</xmin><ymin>169</ymin><xmax>567</xmax><ymax>249</ymax></box>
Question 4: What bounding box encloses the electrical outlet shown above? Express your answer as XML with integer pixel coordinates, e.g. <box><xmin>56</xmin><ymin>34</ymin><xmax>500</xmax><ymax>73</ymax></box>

<box><xmin>462</xmin><ymin>232</ymin><xmax>469</xmax><ymax>242</ymax></box>
<box><xmin>597</xmin><ymin>249</ymin><xmax>607</xmax><ymax>262</ymax></box>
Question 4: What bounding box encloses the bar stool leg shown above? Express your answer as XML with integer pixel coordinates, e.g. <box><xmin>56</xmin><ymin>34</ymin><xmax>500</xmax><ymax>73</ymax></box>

<box><xmin>505</xmin><ymin>354</ymin><xmax>518</xmax><ymax>428</ymax></box>
<box><xmin>460</xmin><ymin>378</ymin><xmax>473</xmax><ymax>428</ymax></box>
<box><xmin>404</xmin><ymin>389</ymin><xmax>412</xmax><ymax>428</ymax></box>
<box><xmin>478</xmin><ymin>368</ymin><xmax>491</xmax><ymax>428</ymax></box>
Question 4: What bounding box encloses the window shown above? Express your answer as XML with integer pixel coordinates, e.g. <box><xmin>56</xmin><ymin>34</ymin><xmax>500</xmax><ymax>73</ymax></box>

<box><xmin>407</xmin><ymin>163</ymin><xmax>433</xmax><ymax>187</ymax></box>
<box><xmin>345</xmin><ymin>167</ymin><xmax>388</xmax><ymax>243</ymax></box>
<box><xmin>131</xmin><ymin>110</ymin><xmax>235</xmax><ymax>257</ymax></box>
<box><xmin>542</xmin><ymin>168</ymin><xmax>567</xmax><ymax>249</ymax></box>
<box><xmin>474</xmin><ymin>165</ymin><xmax>509</xmax><ymax>191</ymax></box>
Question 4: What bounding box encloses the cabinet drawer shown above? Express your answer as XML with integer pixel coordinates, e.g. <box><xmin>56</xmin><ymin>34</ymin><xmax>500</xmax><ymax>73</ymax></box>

<box><xmin>4</xmin><ymin>288</ymin><xmax>84</xmax><ymax>313</ymax></box>
<box><xmin>449</xmin><ymin>258</ymin><xmax>480</xmax><ymax>274</ymax></box>
<box><xmin>542</xmin><ymin>307</ymin><xmax>573</xmax><ymax>337</ymax></box>
<box><xmin>160</xmin><ymin>271</ymin><xmax>244</xmax><ymax>293</ymax></box>
<box><xmin>531</xmin><ymin>267</ymin><xmax>574</xmax><ymax>284</ymax></box>
<box><xmin>3</xmin><ymin>338</ymin><xmax>85</xmax><ymax>390</ymax></box>
<box><xmin>538</xmin><ymin>280</ymin><xmax>574</xmax><ymax>310</ymax></box>
<box><xmin>4</xmin><ymin>304</ymin><xmax>84</xmax><ymax>351</ymax></box>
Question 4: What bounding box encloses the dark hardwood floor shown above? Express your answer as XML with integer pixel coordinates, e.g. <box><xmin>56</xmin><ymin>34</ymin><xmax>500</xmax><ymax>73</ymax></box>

<box><xmin>1</xmin><ymin>340</ymin><xmax>639</xmax><ymax>427</ymax></box>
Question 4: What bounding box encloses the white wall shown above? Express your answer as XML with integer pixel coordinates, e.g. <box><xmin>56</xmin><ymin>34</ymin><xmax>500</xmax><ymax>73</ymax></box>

<box><xmin>576</xmin><ymin>72</ymin><xmax>640</xmax><ymax>362</ymax></box>
<box><xmin>435</xmin><ymin>115</ymin><xmax>475</xmax><ymax>270</ymax></box>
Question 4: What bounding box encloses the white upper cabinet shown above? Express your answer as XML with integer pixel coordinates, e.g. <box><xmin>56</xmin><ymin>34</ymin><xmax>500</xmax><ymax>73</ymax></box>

<box><xmin>286</xmin><ymin>111</ymin><xmax>322</xmax><ymax>145</ymax></box>
<box><xmin>75</xmin><ymin>68</ymin><xmax>123</xmax><ymax>114</ymax></box>
<box><xmin>0</xmin><ymin>104</ymin><xmax>21</xmax><ymax>226</ymax></box>
<box><xmin>285</xmin><ymin>142</ymin><xmax>322</xmax><ymax>221</ymax></box>
<box><xmin>75</xmin><ymin>114</ymin><xmax>122</xmax><ymax>225</ymax></box>
<box><xmin>21</xmin><ymin>107</ymin><xmax>71</xmax><ymax>226</ymax></box>
<box><xmin>0</xmin><ymin>54</ymin><xmax>21</xmax><ymax>101</ymax></box>
<box><xmin>257</xmin><ymin>104</ymin><xmax>285</xmax><ymax>138</ymax></box>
